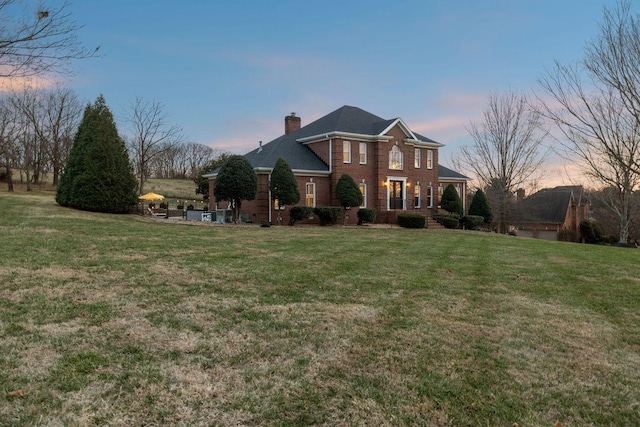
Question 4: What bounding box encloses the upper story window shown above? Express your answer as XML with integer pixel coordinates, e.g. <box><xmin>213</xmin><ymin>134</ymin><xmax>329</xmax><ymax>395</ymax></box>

<box><xmin>359</xmin><ymin>142</ymin><xmax>367</xmax><ymax>164</ymax></box>
<box><xmin>343</xmin><ymin>140</ymin><xmax>351</xmax><ymax>163</ymax></box>
<box><xmin>414</xmin><ymin>148</ymin><xmax>421</xmax><ymax>168</ymax></box>
<box><xmin>389</xmin><ymin>145</ymin><xmax>403</xmax><ymax>170</ymax></box>
<box><xmin>426</xmin><ymin>150</ymin><xmax>433</xmax><ymax>169</ymax></box>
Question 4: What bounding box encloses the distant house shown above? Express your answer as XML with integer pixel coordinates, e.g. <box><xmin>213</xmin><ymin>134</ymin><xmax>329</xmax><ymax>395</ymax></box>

<box><xmin>206</xmin><ymin>105</ymin><xmax>468</xmax><ymax>225</ymax></box>
<box><xmin>511</xmin><ymin>186</ymin><xmax>590</xmax><ymax>240</ymax></box>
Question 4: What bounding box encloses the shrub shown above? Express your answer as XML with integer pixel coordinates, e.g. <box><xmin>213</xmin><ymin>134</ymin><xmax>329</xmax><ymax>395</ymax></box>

<box><xmin>289</xmin><ymin>206</ymin><xmax>313</xmax><ymax>225</ymax></box>
<box><xmin>579</xmin><ymin>220</ymin><xmax>605</xmax><ymax>244</ymax></box>
<box><xmin>441</xmin><ymin>184</ymin><xmax>463</xmax><ymax>216</ymax></box>
<box><xmin>468</xmin><ymin>189</ymin><xmax>493</xmax><ymax>223</ymax></box>
<box><xmin>187</xmin><ymin>204</ymin><xmax>195</xmax><ymax>210</ymax></box>
<box><xmin>357</xmin><ymin>208</ymin><xmax>377</xmax><ymax>225</ymax></box>
<box><xmin>557</xmin><ymin>229</ymin><xmax>578</xmax><ymax>242</ymax></box>
<box><xmin>460</xmin><ymin>215</ymin><xmax>484</xmax><ymax>230</ymax></box>
<box><xmin>433</xmin><ymin>214</ymin><xmax>460</xmax><ymax>229</ymax></box>
<box><xmin>398</xmin><ymin>213</ymin><xmax>426</xmax><ymax>228</ymax></box>
<box><xmin>313</xmin><ymin>207</ymin><xmax>341</xmax><ymax>226</ymax></box>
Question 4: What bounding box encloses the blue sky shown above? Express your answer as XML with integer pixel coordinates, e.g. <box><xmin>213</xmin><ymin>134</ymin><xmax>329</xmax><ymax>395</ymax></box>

<box><xmin>41</xmin><ymin>1</ymin><xmax>623</xmax><ymax>184</ymax></box>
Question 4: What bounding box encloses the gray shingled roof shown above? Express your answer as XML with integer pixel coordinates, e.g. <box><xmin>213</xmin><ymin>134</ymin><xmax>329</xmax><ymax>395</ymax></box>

<box><xmin>206</xmin><ymin>105</ymin><xmax>452</xmax><ymax>175</ymax></box>
<box><xmin>513</xmin><ymin>186</ymin><xmax>583</xmax><ymax>224</ymax></box>
<box><xmin>438</xmin><ymin>164</ymin><xmax>469</xmax><ymax>180</ymax></box>
<box><xmin>241</xmin><ymin>105</ymin><xmax>443</xmax><ymax>172</ymax></box>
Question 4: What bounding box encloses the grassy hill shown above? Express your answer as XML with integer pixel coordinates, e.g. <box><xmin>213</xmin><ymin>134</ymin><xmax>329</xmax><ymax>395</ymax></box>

<box><xmin>1</xmin><ymin>191</ymin><xmax>639</xmax><ymax>426</ymax></box>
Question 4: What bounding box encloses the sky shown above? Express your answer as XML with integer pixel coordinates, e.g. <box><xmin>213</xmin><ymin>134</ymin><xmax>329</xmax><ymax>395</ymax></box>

<box><xmin>6</xmin><ymin>0</ymin><xmax>626</xmax><ymax>187</ymax></box>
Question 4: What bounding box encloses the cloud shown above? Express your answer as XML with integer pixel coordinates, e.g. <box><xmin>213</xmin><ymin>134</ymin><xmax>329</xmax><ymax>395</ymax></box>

<box><xmin>0</xmin><ymin>73</ymin><xmax>58</xmax><ymax>92</ymax></box>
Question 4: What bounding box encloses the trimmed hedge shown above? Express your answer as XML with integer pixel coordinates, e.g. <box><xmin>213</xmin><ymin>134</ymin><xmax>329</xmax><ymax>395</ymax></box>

<box><xmin>460</xmin><ymin>215</ymin><xmax>484</xmax><ymax>230</ymax></box>
<box><xmin>557</xmin><ymin>229</ymin><xmax>578</xmax><ymax>242</ymax></box>
<box><xmin>357</xmin><ymin>208</ymin><xmax>377</xmax><ymax>225</ymax></box>
<box><xmin>288</xmin><ymin>206</ymin><xmax>313</xmax><ymax>225</ymax></box>
<box><xmin>313</xmin><ymin>206</ymin><xmax>341</xmax><ymax>226</ymax></box>
<box><xmin>398</xmin><ymin>213</ymin><xmax>426</xmax><ymax>228</ymax></box>
<box><xmin>433</xmin><ymin>214</ymin><xmax>460</xmax><ymax>229</ymax></box>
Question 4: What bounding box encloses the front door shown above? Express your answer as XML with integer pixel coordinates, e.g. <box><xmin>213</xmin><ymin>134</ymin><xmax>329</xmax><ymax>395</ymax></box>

<box><xmin>389</xmin><ymin>180</ymin><xmax>403</xmax><ymax>210</ymax></box>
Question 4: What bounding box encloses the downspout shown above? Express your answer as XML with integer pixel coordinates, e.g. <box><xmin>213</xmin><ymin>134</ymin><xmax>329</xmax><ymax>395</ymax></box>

<box><xmin>268</xmin><ymin>172</ymin><xmax>272</xmax><ymax>225</ymax></box>
<box><xmin>328</xmin><ymin>135</ymin><xmax>332</xmax><ymax>173</ymax></box>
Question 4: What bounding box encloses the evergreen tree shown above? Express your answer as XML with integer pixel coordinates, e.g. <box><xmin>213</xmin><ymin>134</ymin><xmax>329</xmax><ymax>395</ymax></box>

<box><xmin>56</xmin><ymin>95</ymin><xmax>138</xmax><ymax>213</ymax></box>
<box><xmin>441</xmin><ymin>184</ymin><xmax>463</xmax><ymax>216</ymax></box>
<box><xmin>194</xmin><ymin>152</ymin><xmax>231</xmax><ymax>196</ymax></box>
<box><xmin>335</xmin><ymin>174</ymin><xmax>363</xmax><ymax>224</ymax></box>
<box><xmin>269</xmin><ymin>157</ymin><xmax>300</xmax><ymax>225</ymax></box>
<box><xmin>468</xmin><ymin>188</ymin><xmax>493</xmax><ymax>223</ymax></box>
<box><xmin>213</xmin><ymin>155</ymin><xmax>258</xmax><ymax>223</ymax></box>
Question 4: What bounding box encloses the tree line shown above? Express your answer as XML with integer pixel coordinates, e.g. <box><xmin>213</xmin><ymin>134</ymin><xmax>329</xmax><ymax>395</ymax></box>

<box><xmin>0</xmin><ymin>88</ymin><xmax>227</xmax><ymax>194</ymax></box>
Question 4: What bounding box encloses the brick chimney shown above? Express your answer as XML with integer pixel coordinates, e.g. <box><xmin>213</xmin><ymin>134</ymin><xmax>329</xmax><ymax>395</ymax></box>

<box><xmin>285</xmin><ymin>112</ymin><xmax>301</xmax><ymax>135</ymax></box>
<box><xmin>516</xmin><ymin>188</ymin><xmax>525</xmax><ymax>202</ymax></box>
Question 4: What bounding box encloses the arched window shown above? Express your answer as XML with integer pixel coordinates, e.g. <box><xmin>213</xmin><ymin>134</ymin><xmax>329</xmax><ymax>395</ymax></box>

<box><xmin>389</xmin><ymin>145</ymin><xmax>403</xmax><ymax>170</ymax></box>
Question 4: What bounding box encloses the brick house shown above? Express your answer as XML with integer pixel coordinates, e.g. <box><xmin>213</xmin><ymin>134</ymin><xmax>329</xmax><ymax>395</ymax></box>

<box><xmin>511</xmin><ymin>185</ymin><xmax>590</xmax><ymax>240</ymax></box>
<box><xmin>206</xmin><ymin>105</ymin><xmax>468</xmax><ymax>225</ymax></box>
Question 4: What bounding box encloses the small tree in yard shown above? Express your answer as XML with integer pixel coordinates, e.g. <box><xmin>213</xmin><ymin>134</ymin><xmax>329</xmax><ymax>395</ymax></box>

<box><xmin>269</xmin><ymin>157</ymin><xmax>300</xmax><ymax>225</ymax></box>
<box><xmin>441</xmin><ymin>184</ymin><xmax>463</xmax><ymax>217</ymax></box>
<box><xmin>335</xmin><ymin>174</ymin><xmax>363</xmax><ymax>225</ymax></box>
<box><xmin>56</xmin><ymin>95</ymin><xmax>138</xmax><ymax>213</ymax></box>
<box><xmin>213</xmin><ymin>155</ymin><xmax>257</xmax><ymax>223</ymax></box>
<box><xmin>468</xmin><ymin>188</ymin><xmax>493</xmax><ymax>224</ymax></box>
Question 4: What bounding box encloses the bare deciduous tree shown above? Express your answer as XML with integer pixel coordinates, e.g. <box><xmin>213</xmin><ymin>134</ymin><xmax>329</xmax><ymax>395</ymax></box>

<box><xmin>537</xmin><ymin>1</ymin><xmax>640</xmax><ymax>243</ymax></box>
<box><xmin>126</xmin><ymin>97</ymin><xmax>184</xmax><ymax>194</ymax></box>
<box><xmin>15</xmin><ymin>86</ymin><xmax>81</xmax><ymax>185</ymax></box>
<box><xmin>459</xmin><ymin>90</ymin><xmax>547</xmax><ymax>232</ymax></box>
<box><xmin>0</xmin><ymin>0</ymin><xmax>97</xmax><ymax>78</ymax></box>
<box><xmin>0</xmin><ymin>95</ymin><xmax>20</xmax><ymax>191</ymax></box>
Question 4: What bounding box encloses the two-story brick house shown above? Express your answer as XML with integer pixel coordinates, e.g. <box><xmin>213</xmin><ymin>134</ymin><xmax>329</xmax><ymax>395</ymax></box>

<box><xmin>206</xmin><ymin>105</ymin><xmax>467</xmax><ymax>225</ymax></box>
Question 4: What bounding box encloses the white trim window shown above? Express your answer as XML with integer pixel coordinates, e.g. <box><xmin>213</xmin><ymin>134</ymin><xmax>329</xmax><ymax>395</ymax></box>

<box><xmin>305</xmin><ymin>182</ymin><xmax>316</xmax><ymax>207</ymax></box>
<box><xmin>389</xmin><ymin>145</ymin><xmax>403</xmax><ymax>170</ymax></box>
<box><xmin>426</xmin><ymin>185</ymin><xmax>433</xmax><ymax>208</ymax></box>
<box><xmin>414</xmin><ymin>183</ymin><xmax>421</xmax><ymax>208</ymax></box>
<box><xmin>359</xmin><ymin>142</ymin><xmax>367</xmax><ymax>164</ymax></box>
<box><xmin>414</xmin><ymin>148</ymin><xmax>421</xmax><ymax>168</ymax></box>
<box><xmin>343</xmin><ymin>140</ymin><xmax>351</xmax><ymax>163</ymax></box>
<box><xmin>359</xmin><ymin>183</ymin><xmax>367</xmax><ymax>208</ymax></box>
<box><xmin>426</xmin><ymin>150</ymin><xmax>433</xmax><ymax>169</ymax></box>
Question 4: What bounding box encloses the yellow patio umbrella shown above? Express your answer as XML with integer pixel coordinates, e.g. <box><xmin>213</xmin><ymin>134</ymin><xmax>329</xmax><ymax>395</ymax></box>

<box><xmin>138</xmin><ymin>192</ymin><xmax>165</xmax><ymax>201</ymax></box>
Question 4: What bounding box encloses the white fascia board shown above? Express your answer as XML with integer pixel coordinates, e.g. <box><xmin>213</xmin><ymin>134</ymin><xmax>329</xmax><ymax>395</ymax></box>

<box><xmin>203</xmin><ymin>172</ymin><xmax>218</xmax><ymax>178</ymax></box>
<box><xmin>379</xmin><ymin>118</ymin><xmax>418</xmax><ymax>140</ymax></box>
<box><xmin>438</xmin><ymin>177</ymin><xmax>468</xmax><ymax>182</ymax></box>
<box><xmin>298</xmin><ymin>131</ymin><xmax>392</xmax><ymax>144</ymax></box>
<box><xmin>292</xmin><ymin>169</ymin><xmax>331</xmax><ymax>177</ymax></box>
<box><xmin>404</xmin><ymin>138</ymin><xmax>445</xmax><ymax>148</ymax></box>
<box><xmin>255</xmin><ymin>167</ymin><xmax>330</xmax><ymax>177</ymax></box>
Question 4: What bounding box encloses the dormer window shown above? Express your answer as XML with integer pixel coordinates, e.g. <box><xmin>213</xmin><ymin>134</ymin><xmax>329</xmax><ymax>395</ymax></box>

<box><xmin>389</xmin><ymin>145</ymin><xmax>403</xmax><ymax>170</ymax></box>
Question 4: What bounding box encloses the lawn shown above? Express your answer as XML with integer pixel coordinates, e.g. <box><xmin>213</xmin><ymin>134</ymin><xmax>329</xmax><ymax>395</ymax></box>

<box><xmin>1</xmin><ymin>191</ymin><xmax>639</xmax><ymax>426</ymax></box>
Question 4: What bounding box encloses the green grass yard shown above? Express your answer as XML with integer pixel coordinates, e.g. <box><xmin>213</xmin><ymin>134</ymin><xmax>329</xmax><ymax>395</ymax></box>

<box><xmin>1</xmin><ymin>191</ymin><xmax>639</xmax><ymax>426</ymax></box>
